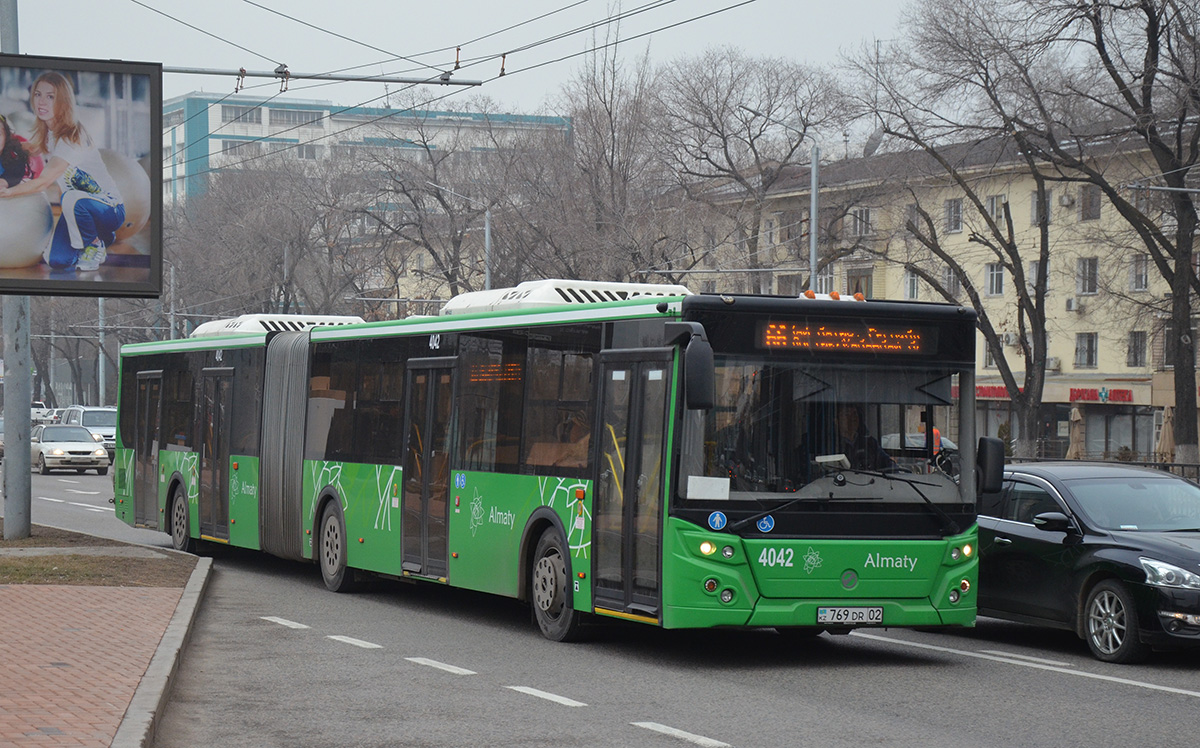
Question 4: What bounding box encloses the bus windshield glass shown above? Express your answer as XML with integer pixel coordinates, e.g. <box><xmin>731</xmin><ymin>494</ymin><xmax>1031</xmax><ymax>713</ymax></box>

<box><xmin>680</xmin><ymin>357</ymin><xmax>963</xmax><ymax>505</ymax></box>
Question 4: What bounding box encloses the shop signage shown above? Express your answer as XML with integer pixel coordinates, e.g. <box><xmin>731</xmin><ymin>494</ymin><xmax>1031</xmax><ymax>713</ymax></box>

<box><xmin>1069</xmin><ymin>387</ymin><xmax>1133</xmax><ymax>403</ymax></box>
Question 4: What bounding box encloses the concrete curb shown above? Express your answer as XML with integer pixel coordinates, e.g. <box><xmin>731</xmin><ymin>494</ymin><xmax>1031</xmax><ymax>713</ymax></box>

<box><xmin>112</xmin><ymin>555</ymin><xmax>212</xmax><ymax>748</ymax></box>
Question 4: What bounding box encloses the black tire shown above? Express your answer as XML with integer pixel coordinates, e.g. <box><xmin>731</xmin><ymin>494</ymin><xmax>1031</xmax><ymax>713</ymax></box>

<box><xmin>76</xmin><ymin>469</ymin><xmax>86</xmax><ymax>474</ymax></box>
<box><xmin>37</xmin><ymin>454</ymin><xmax>49</xmax><ymax>475</ymax></box>
<box><xmin>1084</xmin><ymin>580</ymin><xmax>1149</xmax><ymax>664</ymax></box>
<box><xmin>169</xmin><ymin>488</ymin><xmax>196</xmax><ymax>553</ymax></box>
<box><xmin>319</xmin><ymin>501</ymin><xmax>358</xmax><ymax>593</ymax></box>
<box><xmin>531</xmin><ymin>529</ymin><xmax>585</xmax><ymax>642</ymax></box>
<box><xmin>97</xmin><ymin>467</ymin><xmax>108</xmax><ymax>476</ymax></box>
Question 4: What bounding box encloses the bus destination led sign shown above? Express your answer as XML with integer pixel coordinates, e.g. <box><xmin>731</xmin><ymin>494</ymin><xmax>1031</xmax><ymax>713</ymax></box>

<box><xmin>759</xmin><ymin>321</ymin><xmax>932</xmax><ymax>354</ymax></box>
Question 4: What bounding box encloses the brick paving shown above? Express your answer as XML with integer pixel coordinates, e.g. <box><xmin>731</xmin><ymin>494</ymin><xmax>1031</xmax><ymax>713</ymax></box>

<box><xmin>0</xmin><ymin>585</ymin><xmax>181</xmax><ymax>747</ymax></box>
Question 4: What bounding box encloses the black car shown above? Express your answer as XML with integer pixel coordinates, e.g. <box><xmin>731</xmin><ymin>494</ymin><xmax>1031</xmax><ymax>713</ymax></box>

<box><xmin>978</xmin><ymin>462</ymin><xmax>1200</xmax><ymax>663</ymax></box>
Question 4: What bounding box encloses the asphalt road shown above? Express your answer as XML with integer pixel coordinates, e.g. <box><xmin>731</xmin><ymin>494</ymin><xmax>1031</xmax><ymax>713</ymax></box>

<box><xmin>6</xmin><ymin>472</ymin><xmax>1198</xmax><ymax>747</ymax></box>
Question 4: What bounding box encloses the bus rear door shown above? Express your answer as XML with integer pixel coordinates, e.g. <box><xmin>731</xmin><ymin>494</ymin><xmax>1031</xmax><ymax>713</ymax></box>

<box><xmin>198</xmin><ymin>367</ymin><xmax>233</xmax><ymax>541</ymax></box>
<box><xmin>401</xmin><ymin>357</ymin><xmax>456</xmax><ymax>580</ymax></box>
<box><xmin>592</xmin><ymin>350</ymin><xmax>673</xmax><ymax>623</ymax></box>
<box><xmin>134</xmin><ymin>370</ymin><xmax>162</xmax><ymax>526</ymax></box>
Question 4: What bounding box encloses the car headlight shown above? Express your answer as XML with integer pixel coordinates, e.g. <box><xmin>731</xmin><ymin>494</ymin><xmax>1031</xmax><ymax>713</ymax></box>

<box><xmin>92</xmin><ymin>433</ymin><xmax>104</xmax><ymax>443</ymax></box>
<box><xmin>1140</xmin><ymin>557</ymin><xmax>1200</xmax><ymax>590</ymax></box>
<box><xmin>49</xmin><ymin>448</ymin><xmax>65</xmax><ymax>456</ymax></box>
<box><xmin>93</xmin><ymin>448</ymin><xmax>107</xmax><ymax>457</ymax></box>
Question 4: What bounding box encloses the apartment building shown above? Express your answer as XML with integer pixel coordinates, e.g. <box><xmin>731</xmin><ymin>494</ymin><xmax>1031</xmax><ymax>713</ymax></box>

<box><xmin>736</xmin><ymin>142</ymin><xmax>1179</xmax><ymax>460</ymax></box>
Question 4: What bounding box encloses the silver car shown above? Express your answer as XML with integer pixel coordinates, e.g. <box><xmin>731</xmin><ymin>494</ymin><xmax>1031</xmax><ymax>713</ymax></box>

<box><xmin>30</xmin><ymin>424</ymin><xmax>110</xmax><ymax>475</ymax></box>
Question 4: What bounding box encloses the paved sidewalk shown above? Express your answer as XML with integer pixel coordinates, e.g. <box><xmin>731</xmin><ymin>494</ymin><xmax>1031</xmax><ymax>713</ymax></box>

<box><xmin>0</xmin><ymin>548</ymin><xmax>211</xmax><ymax>748</ymax></box>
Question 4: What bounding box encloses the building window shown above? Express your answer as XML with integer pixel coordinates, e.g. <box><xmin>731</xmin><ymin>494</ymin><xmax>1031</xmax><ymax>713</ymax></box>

<box><xmin>986</xmin><ymin>262</ymin><xmax>1005</xmax><ymax>296</ymax></box>
<box><xmin>294</xmin><ymin>143</ymin><xmax>318</xmax><ymax>160</ymax></box>
<box><xmin>1027</xmin><ymin>259</ymin><xmax>1049</xmax><ymax>292</ymax></box>
<box><xmin>944</xmin><ymin>199</ymin><xmax>963</xmax><ymax>233</ymax></box>
<box><xmin>221</xmin><ymin>104</ymin><xmax>262</xmax><ymax>124</ymax></box>
<box><xmin>164</xmin><ymin>109</ymin><xmax>185</xmax><ymax>128</ymax></box>
<box><xmin>846</xmin><ymin>269</ymin><xmax>873</xmax><ymax>298</ymax></box>
<box><xmin>940</xmin><ymin>265</ymin><xmax>961</xmax><ymax>297</ymax></box>
<box><xmin>904</xmin><ymin>270</ymin><xmax>919</xmax><ymax>300</ymax></box>
<box><xmin>850</xmin><ymin>207</ymin><xmax>873</xmax><ymax>237</ymax></box>
<box><xmin>984</xmin><ymin>345</ymin><xmax>997</xmax><ymax>368</ymax></box>
<box><xmin>1075</xmin><ymin>332</ymin><xmax>1098</xmax><ymax>368</ymax></box>
<box><xmin>221</xmin><ymin>139</ymin><xmax>262</xmax><ymax>158</ymax></box>
<box><xmin>815</xmin><ymin>264</ymin><xmax>835</xmax><ymax>294</ymax></box>
<box><xmin>1081</xmin><ymin>185</ymin><xmax>1102</xmax><ymax>221</ymax></box>
<box><xmin>1127</xmin><ymin>331</ymin><xmax>1147</xmax><ymax>367</ymax></box>
<box><xmin>904</xmin><ymin>203</ymin><xmax>920</xmax><ymax>234</ymax></box>
<box><xmin>1131</xmin><ymin>253</ymin><xmax>1149</xmax><ymax>292</ymax></box>
<box><xmin>1031</xmin><ymin>189</ymin><xmax>1053</xmax><ymax>225</ymax></box>
<box><xmin>986</xmin><ymin>194</ymin><xmax>1007</xmax><ymax>225</ymax></box>
<box><xmin>269</xmin><ymin>108</ymin><xmax>325</xmax><ymax>127</ymax></box>
<box><xmin>777</xmin><ymin>274</ymin><xmax>802</xmax><ymax>296</ymax></box>
<box><xmin>1077</xmin><ymin>257</ymin><xmax>1099</xmax><ymax>295</ymax></box>
<box><xmin>764</xmin><ymin>217</ymin><xmax>777</xmax><ymax>247</ymax></box>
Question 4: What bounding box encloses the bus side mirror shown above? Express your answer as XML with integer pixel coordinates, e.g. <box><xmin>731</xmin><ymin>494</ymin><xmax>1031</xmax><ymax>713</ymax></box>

<box><xmin>976</xmin><ymin>436</ymin><xmax>1005</xmax><ymax>494</ymax></box>
<box><xmin>664</xmin><ymin>322</ymin><xmax>715</xmax><ymax>411</ymax></box>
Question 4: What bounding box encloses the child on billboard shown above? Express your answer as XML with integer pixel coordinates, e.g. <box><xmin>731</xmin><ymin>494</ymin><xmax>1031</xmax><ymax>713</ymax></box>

<box><xmin>0</xmin><ymin>112</ymin><xmax>42</xmax><ymax>187</ymax></box>
<box><xmin>0</xmin><ymin>71</ymin><xmax>125</xmax><ymax>273</ymax></box>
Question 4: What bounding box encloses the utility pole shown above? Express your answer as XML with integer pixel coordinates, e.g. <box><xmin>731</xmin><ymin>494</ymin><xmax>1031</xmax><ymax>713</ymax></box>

<box><xmin>1</xmin><ymin>0</ymin><xmax>32</xmax><ymax>539</ymax></box>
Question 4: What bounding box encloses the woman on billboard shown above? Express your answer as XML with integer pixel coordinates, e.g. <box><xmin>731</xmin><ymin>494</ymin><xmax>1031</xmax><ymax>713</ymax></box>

<box><xmin>0</xmin><ymin>71</ymin><xmax>125</xmax><ymax>273</ymax></box>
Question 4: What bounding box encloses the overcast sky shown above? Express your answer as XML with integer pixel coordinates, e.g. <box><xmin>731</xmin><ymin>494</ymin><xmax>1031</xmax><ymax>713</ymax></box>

<box><xmin>5</xmin><ymin>0</ymin><xmax>906</xmax><ymax>114</ymax></box>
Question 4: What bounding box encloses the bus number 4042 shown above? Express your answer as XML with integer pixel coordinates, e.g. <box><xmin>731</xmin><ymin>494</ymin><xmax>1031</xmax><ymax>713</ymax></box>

<box><xmin>758</xmin><ymin>547</ymin><xmax>794</xmax><ymax>567</ymax></box>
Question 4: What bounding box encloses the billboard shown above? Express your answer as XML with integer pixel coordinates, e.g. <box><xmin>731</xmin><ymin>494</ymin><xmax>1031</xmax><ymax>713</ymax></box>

<box><xmin>0</xmin><ymin>53</ymin><xmax>161</xmax><ymax>297</ymax></box>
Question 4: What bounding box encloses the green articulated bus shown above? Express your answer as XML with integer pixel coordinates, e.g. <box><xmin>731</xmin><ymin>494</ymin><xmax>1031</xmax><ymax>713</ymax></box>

<box><xmin>114</xmin><ymin>279</ymin><xmax>1002</xmax><ymax>641</ymax></box>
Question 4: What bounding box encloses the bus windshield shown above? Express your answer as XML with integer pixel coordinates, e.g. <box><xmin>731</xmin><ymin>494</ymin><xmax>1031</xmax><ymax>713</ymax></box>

<box><xmin>680</xmin><ymin>357</ymin><xmax>963</xmax><ymax>504</ymax></box>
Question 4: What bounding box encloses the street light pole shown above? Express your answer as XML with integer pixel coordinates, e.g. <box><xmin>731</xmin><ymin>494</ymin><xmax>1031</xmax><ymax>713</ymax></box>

<box><xmin>426</xmin><ymin>181</ymin><xmax>492</xmax><ymax>290</ymax></box>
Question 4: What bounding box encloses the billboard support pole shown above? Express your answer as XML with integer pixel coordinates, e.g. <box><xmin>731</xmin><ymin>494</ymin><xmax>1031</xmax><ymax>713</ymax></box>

<box><xmin>1</xmin><ymin>0</ymin><xmax>32</xmax><ymax>540</ymax></box>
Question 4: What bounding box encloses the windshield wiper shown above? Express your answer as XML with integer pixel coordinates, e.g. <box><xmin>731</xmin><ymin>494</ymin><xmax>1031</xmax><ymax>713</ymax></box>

<box><xmin>846</xmin><ymin>469</ymin><xmax>962</xmax><ymax>536</ymax></box>
<box><xmin>726</xmin><ymin>493</ymin><xmax>881</xmax><ymax>532</ymax></box>
<box><xmin>1164</xmin><ymin>527</ymin><xmax>1200</xmax><ymax>533</ymax></box>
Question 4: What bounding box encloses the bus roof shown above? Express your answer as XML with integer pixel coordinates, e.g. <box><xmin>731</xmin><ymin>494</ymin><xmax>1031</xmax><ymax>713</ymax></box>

<box><xmin>189</xmin><ymin>314</ymin><xmax>365</xmax><ymax>337</ymax></box>
<box><xmin>440</xmin><ymin>279</ymin><xmax>691</xmax><ymax>316</ymax></box>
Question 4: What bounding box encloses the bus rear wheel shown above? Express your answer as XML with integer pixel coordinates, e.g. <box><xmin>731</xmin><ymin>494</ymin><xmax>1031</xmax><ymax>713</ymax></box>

<box><xmin>319</xmin><ymin>502</ymin><xmax>358</xmax><ymax>593</ymax></box>
<box><xmin>531</xmin><ymin>529</ymin><xmax>585</xmax><ymax>642</ymax></box>
<box><xmin>169</xmin><ymin>488</ymin><xmax>195</xmax><ymax>553</ymax></box>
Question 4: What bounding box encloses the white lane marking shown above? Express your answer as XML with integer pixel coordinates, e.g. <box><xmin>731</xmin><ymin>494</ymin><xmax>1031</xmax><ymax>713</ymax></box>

<box><xmin>56</xmin><ymin>479</ymin><xmax>82</xmax><ymax>484</ymax></box>
<box><xmin>37</xmin><ymin>497</ymin><xmax>65</xmax><ymax>503</ymax></box>
<box><xmin>506</xmin><ymin>686</ymin><xmax>587</xmax><ymax>707</ymax></box>
<box><xmin>261</xmin><ymin>616</ymin><xmax>310</xmax><ymax>629</ymax></box>
<box><xmin>405</xmin><ymin>657</ymin><xmax>477</xmax><ymax>675</ymax></box>
<box><xmin>327</xmin><ymin>635</ymin><xmax>382</xmax><ymax>649</ymax></box>
<box><xmin>852</xmin><ymin>632</ymin><xmax>1200</xmax><ymax>698</ymax></box>
<box><xmin>631</xmin><ymin>722</ymin><xmax>730</xmax><ymax>747</ymax></box>
<box><xmin>980</xmin><ymin>649</ymin><xmax>1074</xmax><ymax>667</ymax></box>
<box><xmin>66</xmin><ymin>489</ymin><xmax>101</xmax><ymax>495</ymax></box>
<box><xmin>68</xmin><ymin>502</ymin><xmax>109</xmax><ymax>513</ymax></box>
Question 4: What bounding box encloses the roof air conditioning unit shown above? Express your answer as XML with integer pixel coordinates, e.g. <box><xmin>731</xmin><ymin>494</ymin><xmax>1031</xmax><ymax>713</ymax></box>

<box><xmin>1065</xmin><ymin>297</ymin><xmax>1083</xmax><ymax>312</ymax></box>
<box><xmin>1059</xmin><ymin>192</ymin><xmax>1075</xmax><ymax>207</ymax></box>
<box><xmin>1002</xmin><ymin>332</ymin><xmax>1019</xmax><ymax>346</ymax></box>
<box><xmin>1046</xmin><ymin>356</ymin><xmax>1061</xmax><ymax>372</ymax></box>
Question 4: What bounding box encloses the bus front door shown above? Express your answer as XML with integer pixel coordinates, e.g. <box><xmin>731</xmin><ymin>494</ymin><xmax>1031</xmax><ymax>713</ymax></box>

<box><xmin>401</xmin><ymin>359</ymin><xmax>455</xmax><ymax>580</ymax></box>
<box><xmin>198</xmin><ymin>367</ymin><xmax>233</xmax><ymax>541</ymax></box>
<box><xmin>134</xmin><ymin>371</ymin><xmax>163</xmax><ymax>526</ymax></box>
<box><xmin>592</xmin><ymin>351</ymin><xmax>672</xmax><ymax>623</ymax></box>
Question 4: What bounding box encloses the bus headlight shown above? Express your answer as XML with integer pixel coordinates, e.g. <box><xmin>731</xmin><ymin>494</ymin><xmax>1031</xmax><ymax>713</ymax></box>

<box><xmin>722</xmin><ymin>545</ymin><xmax>735</xmax><ymax>559</ymax></box>
<box><xmin>699</xmin><ymin>541</ymin><xmax>716</xmax><ymax>556</ymax></box>
<box><xmin>949</xmin><ymin>589</ymin><xmax>960</xmax><ymax>603</ymax></box>
<box><xmin>720</xmin><ymin>589</ymin><xmax>735</xmax><ymax>603</ymax></box>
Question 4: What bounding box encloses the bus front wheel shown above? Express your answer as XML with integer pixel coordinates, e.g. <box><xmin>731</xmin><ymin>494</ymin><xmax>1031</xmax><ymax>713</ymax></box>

<box><xmin>531</xmin><ymin>529</ymin><xmax>585</xmax><ymax>642</ymax></box>
<box><xmin>319</xmin><ymin>502</ymin><xmax>358</xmax><ymax>593</ymax></box>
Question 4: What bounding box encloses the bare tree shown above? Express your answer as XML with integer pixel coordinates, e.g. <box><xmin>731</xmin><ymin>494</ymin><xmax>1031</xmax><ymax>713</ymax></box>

<box><xmin>658</xmin><ymin>47</ymin><xmax>841</xmax><ymax>292</ymax></box>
